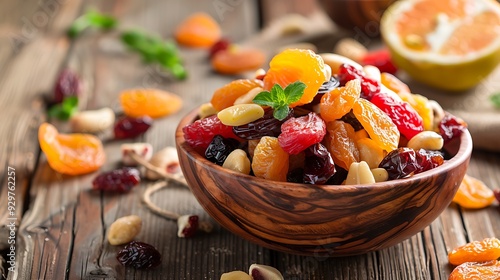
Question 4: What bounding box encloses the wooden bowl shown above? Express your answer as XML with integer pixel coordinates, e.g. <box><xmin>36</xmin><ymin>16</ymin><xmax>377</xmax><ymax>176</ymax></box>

<box><xmin>175</xmin><ymin>108</ymin><xmax>472</xmax><ymax>256</ymax></box>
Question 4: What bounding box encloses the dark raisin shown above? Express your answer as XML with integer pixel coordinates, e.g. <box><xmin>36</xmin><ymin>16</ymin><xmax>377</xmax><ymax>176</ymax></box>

<box><xmin>439</xmin><ymin>113</ymin><xmax>467</xmax><ymax>143</ymax></box>
<box><xmin>337</xmin><ymin>64</ymin><xmax>381</xmax><ymax>100</ymax></box>
<box><xmin>415</xmin><ymin>149</ymin><xmax>444</xmax><ymax>174</ymax></box>
<box><xmin>326</xmin><ymin>165</ymin><xmax>348</xmax><ymax>185</ymax></box>
<box><xmin>303</xmin><ymin>143</ymin><xmax>336</xmax><ymax>185</ymax></box>
<box><xmin>116</xmin><ymin>241</ymin><xmax>161</xmax><ymax>269</ymax></box>
<box><xmin>54</xmin><ymin>69</ymin><xmax>81</xmax><ymax>104</ymax></box>
<box><xmin>379</xmin><ymin>148</ymin><xmax>420</xmax><ymax>180</ymax></box>
<box><xmin>205</xmin><ymin>135</ymin><xmax>239</xmax><ymax>165</ymax></box>
<box><xmin>92</xmin><ymin>168</ymin><xmax>140</xmax><ymax>192</ymax></box>
<box><xmin>233</xmin><ymin>108</ymin><xmax>293</xmax><ymax>140</ymax></box>
<box><xmin>340</xmin><ymin>111</ymin><xmax>364</xmax><ymax>131</ymax></box>
<box><xmin>114</xmin><ymin>116</ymin><xmax>153</xmax><ymax>139</ymax></box>
<box><xmin>317</xmin><ymin>76</ymin><xmax>340</xmax><ymax>95</ymax></box>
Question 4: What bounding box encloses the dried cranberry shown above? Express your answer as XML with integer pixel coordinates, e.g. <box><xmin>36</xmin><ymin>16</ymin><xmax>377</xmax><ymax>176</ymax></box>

<box><xmin>379</xmin><ymin>148</ymin><xmax>420</xmax><ymax>180</ymax></box>
<box><xmin>116</xmin><ymin>241</ymin><xmax>161</xmax><ymax>269</ymax></box>
<box><xmin>361</xmin><ymin>49</ymin><xmax>398</xmax><ymax>75</ymax></box>
<box><xmin>494</xmin><ymin>189</ymin><xmax>500</xmax><ymax>203</ymax></box>
<box><xmin>439</xmin><ymin>113</ymin><xmax>467</xmax><ymax>143</ymax></box>
<box><xmin>278</xmin><ymin>112</ymin><xmax>326</xmax><ymax>155</ymax></box>
<box><xmin>183</xmin><ymin>115</ymin><xmax>239</xmax><ymax>150</ymax></box>
<box><xmin>209</xmin><ymin>38</ymin><xmax>231</xmax><ymax>58</ymax></box>
<box><xmin>303</xmin><ymin>143</ymin><xmax>336</xmax><ymax>185</ymax></box>
<box><xmin>337</xmin><ymin>64</ymin><xmax>381</xmax><ymax>100</ymax></box>
<box><xmin>92</xmin><ymin>168</ymin><xmax>140</xmax><ymax>192</ymax></box>
<box><xmin>54</xmin><ymin>69</ymin><xmax>81</xmax><ymax>104</ymax></box>
<box><xmin>415</xmin><ymin>149</ymin><xmax>444</xmax><ymax>174</ymax></box>
<box><xmin>114</xmin><ymin>116</ymin><xmax>153</xmax><ymax>139</ymax></box>
<box><xmin>370</xmin><ymin>92</ymin><xmax>424</xmax><ymax>140</ymax></box>
<box><xmin>177</xmin><ymin>215</ymin><xmax>199</xmax><ymax>238</ymax></box>
<box><xmin>205</xmin><ymin>135</ymin><xmax>239</xmax><ymax>165</ymax></box>
<box><xmin>233</xmin><ymin>108</ymin><xmax>293</xmax><ymax>140</ymax></box>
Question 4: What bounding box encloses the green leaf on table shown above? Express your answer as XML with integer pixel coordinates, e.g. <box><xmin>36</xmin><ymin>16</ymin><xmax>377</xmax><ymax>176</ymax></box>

<box><xmin>252</xmin><ymin>81</ymin><xmax>307</xmax><ymax>121</ymax></box>
<box><xmin>48</xmin><ymin>97</ymin><xmax>79</xmax><ymax>121</ymax></box>
<box><xmin>68</xmin><ymin>10</ymin><xmax>117</xmax><ymax>38</ymax></box>
<box><xmin>121</xmin><ymin>30</ymin><xmax>187</xmax><ymax>80</ymax></box>
<box><xmin>491</xmin><ymin>93</ymin><xmax>500</xmax><ymax>109</ymax></box>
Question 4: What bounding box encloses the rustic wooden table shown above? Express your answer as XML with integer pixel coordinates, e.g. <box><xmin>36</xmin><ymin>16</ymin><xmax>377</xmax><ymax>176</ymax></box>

<box><xmin>1</xmin><ymin>1</ymin><xmax>500</xmax><ymax>279</ymax></box>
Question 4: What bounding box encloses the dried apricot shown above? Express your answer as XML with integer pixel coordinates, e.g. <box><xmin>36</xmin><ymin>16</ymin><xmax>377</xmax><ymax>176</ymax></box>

<box><xmin>324</xmin><ymin>120</ymin><xmax>360</xmax><ymax>170</ymax></box>
<box><xmin>448</xmin><ymin>237</ymin><xmax>500</xmax><ymax>266</ymax></box>
<box><xmin>212</xmin><ymin>48</ymin><xmax>266</xmax><ymax>75</ymax></box>
<box><xmin>452</xmin><ymin>174</ymin><xmax>495</xmax><ymax>209</ymax></box>
<box><xmin>210</xmin><ymin>79</ymin><xmax>263</xmax><ymax>111</ymax></box>
<box><xmin>120</xmin><ymin>89</ymin><xmax>182</xmax><ymax>119</ymax></box>
<box><xmin>38</xmin><ymin>123</ymin><xmax>105</xmax><ymax>175</ymax></box>
<box><xmin>380</xmin><ymin>72</ymin><xmax>410</xmax><ymax>94</ymax></box>
<box><xmin>449</xmin><ymin>260</ymin><xmax>500</xmax><ymax>280</ymax></box>
<box><xmin>352</xmin><ymin>98</ymin><xmax>400</xmax><ymax>152</ymax></box>
<box><xmin>320</xmin><ymin>79</ymin><xmax>361</xmax><ymax>122</ymax></box>
<box><xmin>174</xmin><ymin>12</ymin><xmax>221</xmax><ymax>48</ymax></box>
<box><xmin>252</xmin><ymin>136</ymin><xmax>289</xmax><ymax>182</ymax></box>
<box><xmin>263</xmin><ymin>49</ymin><xmax>327</xmax><ymax>107</ymax></box>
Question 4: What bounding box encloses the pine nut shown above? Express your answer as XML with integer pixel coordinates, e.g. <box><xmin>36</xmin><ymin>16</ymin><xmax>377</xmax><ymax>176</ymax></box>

<box><xmin>346</xmin><ymin>161</ymin><xmax>376</xmax><ymax>185</ymax></box>
<box><xmin>198</xmin><ymin>102</ymin><xmax>217</xmax><ymax>118</ymax></box>
<box><xmin>217</xmin><ymin>104</ymin><xmax>264</xmax><ymax>126</ymax></box>
<box><xmin>222</xmin><ymin>149</ymin><xmax>251</xmax><ymax>175</ymax></box>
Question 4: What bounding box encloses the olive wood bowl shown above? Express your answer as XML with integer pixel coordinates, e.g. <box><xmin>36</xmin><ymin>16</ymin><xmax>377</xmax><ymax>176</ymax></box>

<box><xmin>175</xmin><ymin>108</ymin><xmax>472</xmax><ymax>256</ymax></box>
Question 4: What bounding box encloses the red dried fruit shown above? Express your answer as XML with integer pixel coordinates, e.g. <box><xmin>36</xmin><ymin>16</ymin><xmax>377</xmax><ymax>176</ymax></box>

<box><xmin>370</xmin><ymin>92</ymin><xmax>424</xmax><ymax>140</ymax></box>
<box><xmin>183</xmin><ymin>115</ymin><xmax>239</xmax><ymax>151</ymax></box>
<box><xmin>278</xmin><ymin>112</ymin><xmax>326</xmax><ymax>155</ymax></box>
<box><xmin>209</xmin><ymin>38</ymin><xmax>231</xmax><ymax>58</ymax></box>
<box><xmin>439</xmin><ymin>113</ymin><xmax>467</xmax><ymax>143</ymax></box>
<box><xmin>494</xmin><ymin>189</ymin><xmax>500</xmax><ymax>203</ymax></box>
<box><xmin>114</xmin><ymin>116</ymin><xmax>153</xmax><ymax>139</ymax></box>
<box><xmin>415</xmin><ymin>149</ymin><xmax>444</xmax><ymax>174</ymax></box>
<box><xmin>177</xmin><ymin>215</ymin><xmax>199</xmax><ymax>238</ymax></box>
<box><xmin>338</xmin><ymin>64</ymin><xmax>381</xmax><ymax>100</ymax></box>
<box><xmin>303</xmin><ymin>143</ymin><xmax>336</xmax><ymax>185</ymax></box>
<box><xmin>360</xmin><ymin>49</ymin><xmax>398</xmax><ymax>75</ymax></box>
<box><xmin>92</xmin><ymin>168</ymin><xmax>140</xmax><ymax>192</ymax></box>
<box><xmin>54</xmin><ymin>69</ymin><xmax>82</xmax><ymax>104</ymax></box>
<box><xmin>379</xmin><ymin>147</ymin><xmax>420</xmax><ymax>180</ymax></box>
<box><xmin>116</xmin><ymin>241</ymin><xmax>162</xmax><ymax>269</ymax></box>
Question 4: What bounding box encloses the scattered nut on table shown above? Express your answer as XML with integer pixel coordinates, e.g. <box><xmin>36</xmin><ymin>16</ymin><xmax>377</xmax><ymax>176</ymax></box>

<box><xmin>177</xmin><ymin>214</ymin><xmax>199</xmax><ymax>238</ymax></box>
<box><xmin>146</xmin><ymin>147</ymin><xmax>182</xmax><ymax>180</ymax></box>
<box><xmin>121</xmin><ymin>143</ymin><xmax>153</xmax><ymax>166</ymax></box>
<box><xmin>249</xmin><ymin>263</ymin><xmax>284</xmax><ymax>280</ymax></box>
<box><xmin>70</xmin><ymin>107</ymin><xmax>115</xmax><ymax>133</ymax></box>
<box><xmin>108</xmin><ymin>215</ymin><xmax>142</xmax><ymax>245</ymax></box>
<box><xmin>220</xmin><ymin>271</ymin><xmax>252</xmax><ymax>280</ymax></box>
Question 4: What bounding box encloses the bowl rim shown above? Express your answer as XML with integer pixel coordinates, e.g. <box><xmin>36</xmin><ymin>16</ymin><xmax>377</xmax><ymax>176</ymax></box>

<box><xmin>176</xmin><ymin>106</ymin><xmax>473</xmax><ymax>192</ymax></box>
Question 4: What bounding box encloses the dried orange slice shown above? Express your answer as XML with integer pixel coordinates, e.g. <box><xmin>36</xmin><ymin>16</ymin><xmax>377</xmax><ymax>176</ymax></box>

<box><xmin>263</xmin><ymin>49</ymin><xmax>328</xmax><ymax>107</ymax></box>
<box><xmin>39</xmin><ymin>123</ymin><xmax>105</xmax><ymax>175</ymax></box>
<box><xmin>381</xmin><ymin>0</ymin><xmax>500</xmax><ymax>91</ymax></box>
<box><xmin>120</xmin><ymin>89</ymin><xmax>182</xmax><ymax>119</ymax></box>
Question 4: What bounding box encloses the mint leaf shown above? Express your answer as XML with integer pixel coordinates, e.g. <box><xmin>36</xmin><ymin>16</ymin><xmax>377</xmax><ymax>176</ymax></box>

<box><xmin>491</xmin><ymin>93</ymin><xmax>500</xmax><ymax>109</ymax></box>
<box><xmin>48</xmin><ymin>97</ymin><xmax>79</xmax><ymax>121</ymax></box>
<box><xmin>68</xmin><ymin>10</ymin><xmax>117</xmax><ymax>38</ymax></box>
<box><xmin>121</xmin><ymin>30</ymin><xmax>187</xmax><ymax>80</ymax></box>
<box><xmin>252</xmin><ymin>81</ymin><xmax>306</xmax><ymax>121</ymax></box>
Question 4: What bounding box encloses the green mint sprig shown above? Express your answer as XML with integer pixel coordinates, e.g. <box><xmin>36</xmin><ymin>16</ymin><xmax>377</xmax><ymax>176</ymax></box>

<box><xmin>48</xmin><ymin>97</ymin><xmax>79</xmax><ymax>121</ymax></box>
<box><xmin>67</xmin><ymin>10</ymin><xmax>117</xmax><ymax>38</ymax></box>
<box><xmin>491</xmin><ymin>93</ymin><xmax>500</xmax><ymax>109</ymax></box>
<box><xmin>121</xmin><ymin>30</ymin><xmax>187</xmax><ymax>80</ymax></box>
<box><xmin>252</xmin><ymin>81</ymin><xmax>306</xmax><ymax>121</ymax></box>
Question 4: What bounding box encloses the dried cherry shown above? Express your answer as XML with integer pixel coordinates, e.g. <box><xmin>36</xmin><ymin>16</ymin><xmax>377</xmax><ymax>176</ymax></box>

<box><xmin>379</xmin><ymin>148</ymin><xmax>420</xmax><ymax>180</ymax></box>
<box><xmin>183</xmin><ymin>114</ymin><xmax>239</xmax><ymax>150</ymax></box>
<box><xmin>114</xmin><ymin>116</ymin><xmax>153</xmax><ymax>139</ymax></box>
<box><xmin>92</xmin><ymin>168</ymin><xmax>141</xmax><ymax>192</ymax></box>
<box><xmin>54</xmin><ymin>69</ymin><xmax>81</xmax><ymax>104</ymax></box>
<box><xmin>439</xmin><ymin>113</ymin><xmax>467</xmax><ymax>143</ymax></box>
<box><xmin>415</xmin><ymin>149</ymin><xmax>444</xmax><ymax>174</ymax></box>
<box><xmin>116</xmin><ymin>241</ymin><xmax>162</xmax><ymax>269</ymax></box>
<box><xmin>278</xmin><ymin>112</ymin><xmax>326</xmax><ymax>155</ymax></box>
<box><xmin>337</xmin><ymin>64</ymin><xmax>380</xmax><ymax>100</ymax></box>
<box><xmin>303</xmin><ymin>143</ymin><xmax>336</xmax><ymax>185</ymax></box>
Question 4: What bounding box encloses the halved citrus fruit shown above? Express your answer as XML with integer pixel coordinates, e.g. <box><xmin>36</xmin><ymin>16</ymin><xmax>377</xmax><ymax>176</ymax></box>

<box><xmin>381</xmin><ymin>0</ymin><xmax>500</xmax><ymax>91</ymax></box>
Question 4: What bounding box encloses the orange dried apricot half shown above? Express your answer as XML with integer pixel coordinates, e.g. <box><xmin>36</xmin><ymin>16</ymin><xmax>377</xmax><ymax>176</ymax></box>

<box><xmin>120</xmin><ymin>88</ymin><xmax>182</xmax><ymax>119</ymax></box>
<box><xmin>174</xmin><ymin>12</ymin><xmax>221</xmax><ymax>48</ymax></box>
<box><xmin>212</xmin><ymin>48</ymin><xmax>266</xmax><ymax>75</ymax></box>
<box><xmin>452</xmin><ymin>174</ymin><xmax>495</xmax><ymax>209</ymax></box>
<box><xmin>38</xmin><ymin>123</ymin><xmax>105</xmax><ymax>175</ymax></box>
<box><xmin>210</xmin><ymin>79</ymin><xmax>263</xmax><ymax>111</ymax></box>
<box><xmin>448</xmin><ymin>237</ymin><xmax>500</xmax><ymax>266</ymax></box>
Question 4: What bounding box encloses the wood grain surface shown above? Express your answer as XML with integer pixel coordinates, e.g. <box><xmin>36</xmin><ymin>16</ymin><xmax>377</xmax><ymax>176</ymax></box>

<box><xmin>0</xmin><ymin>0</ymin><xmax>499</xmax><ymax>279</ymax></box>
